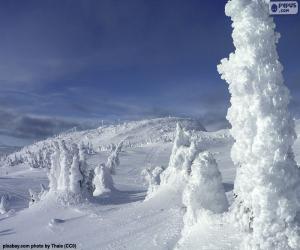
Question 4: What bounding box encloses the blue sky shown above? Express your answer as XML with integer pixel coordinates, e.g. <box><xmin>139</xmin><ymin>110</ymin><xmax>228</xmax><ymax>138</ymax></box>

<box><xmin>0</xmin><ymin>0</ymin><xmax>299</xmax><ymax>145</ymax></box>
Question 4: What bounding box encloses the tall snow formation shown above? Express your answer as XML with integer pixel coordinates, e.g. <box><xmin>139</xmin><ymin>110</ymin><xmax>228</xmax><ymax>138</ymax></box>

<box><xmin>48</xmin><ymin>141</ymin><xmax>60</xmax><ymax>191</ymax></box>
<box><xmin>92</xmin><ymin>164</ymin><xmax>114</xmax><ymax>196</ymax></box>
<box><xmin>48</xmin><ymin>141</ymin><xmax>86</xmax><ymax>198</ymax></box>
<box><xmin>218</xmin><ymin>0</ymin><xmax>300</xmax><ymax>249</ymax></box>
<box><xmin>57</xmin><ymin>140</ymin><xmax>70</xmax><ymax>191</ymax></box>
<box><xmin>182</xmin><ymin>151</ymin><xmax>228</xmax><ymax>231</ymax></box>
<box><xmin>70</xmin><ymin>147</ymin><xmax>83</xmax><ymax>194</ymax></box>
<box><xmin>159</xmin><ymin>124</ymin><xmax>201</xmax><ymax>192</ymax></box>
<box><xmin>106</xmin><ymin>141</ymin><xmax>123</xmax><ymax>174</ymax></box>
<box><xmin>78</xmin><ymin>143</ymin><xmax>94</xmax><ymax>194</ymax></box>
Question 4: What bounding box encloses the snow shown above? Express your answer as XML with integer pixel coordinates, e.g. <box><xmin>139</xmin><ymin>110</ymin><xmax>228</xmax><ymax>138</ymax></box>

<box><xmin>92</xmin><ymin>164</ymin><xmax>114</xmax><ymax>196</ymax></box>
<box><xmin>217</xmin><ymin>0</ymin><xmax>300</xmax><ymax>249</ymax></box>
<box><xmin>0</xmin><ymin>116</ymin><xmax>299</xmax><ymax>249</ymax></box>
<box><xmin>0</xmin><ymin>117</ymin><xmax>237</xmax><ymax>249</ymax></box>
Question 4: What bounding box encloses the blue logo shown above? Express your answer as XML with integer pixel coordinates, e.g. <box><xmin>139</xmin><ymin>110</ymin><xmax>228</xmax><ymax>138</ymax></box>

<box><xmin>271</xmin><ymin>3</ymin><xmax>278</xmax><ymax>12</ymax></box>
<box><xmin>269</xmin><ymin>1</ymin><xmax>298</xmax><ymax>15</ymax></box>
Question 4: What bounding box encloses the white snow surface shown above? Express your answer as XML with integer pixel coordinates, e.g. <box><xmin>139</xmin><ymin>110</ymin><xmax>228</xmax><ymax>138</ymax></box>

<box><xmin>0</xmin><ymin>117</ymin><xmax>299</xmax><ymax>249</ymax></box>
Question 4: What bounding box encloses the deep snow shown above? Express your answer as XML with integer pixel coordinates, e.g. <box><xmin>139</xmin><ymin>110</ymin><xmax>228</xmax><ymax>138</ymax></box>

<box><xmin>0</xmin><ymin>117</ymin><xmax>299</xmax><ymax>249</ymax></box>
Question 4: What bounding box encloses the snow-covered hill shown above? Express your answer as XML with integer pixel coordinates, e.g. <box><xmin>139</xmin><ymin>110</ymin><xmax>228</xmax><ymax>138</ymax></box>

<box><xmin>1</xmin><ymin>117</ymin><xmax>207</xmax><ymax>166</ymax></box>
<box><xmin>0</xmin><ymin>118</ymin><xmax>298</xmax><ymax>249</ymax></box>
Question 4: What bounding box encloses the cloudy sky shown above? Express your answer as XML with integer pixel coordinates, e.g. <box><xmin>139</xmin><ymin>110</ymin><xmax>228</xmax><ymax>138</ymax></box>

<box><xmin>0</xmin><ymin>0</ymin><xmax>299</xmax><ymax>146</ymax></box>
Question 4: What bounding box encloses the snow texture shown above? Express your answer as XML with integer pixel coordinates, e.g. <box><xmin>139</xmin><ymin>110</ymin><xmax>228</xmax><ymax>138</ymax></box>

<box><xmin>218</xmin><ymin>0</ymin><xmax>300</xmax><ymax>249</ymax></box>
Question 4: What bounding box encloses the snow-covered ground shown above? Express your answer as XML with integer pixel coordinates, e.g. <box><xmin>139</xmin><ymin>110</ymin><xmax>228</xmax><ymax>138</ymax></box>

<box><xmin>0</xmin><ymin>117</ymin><xmax>299</xmax><ymax>249</ymax></box>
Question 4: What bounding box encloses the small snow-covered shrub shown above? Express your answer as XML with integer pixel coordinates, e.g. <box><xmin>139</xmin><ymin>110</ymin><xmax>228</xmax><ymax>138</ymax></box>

<box><xmin>182</xmin><ymin>151</ymin><xmax>228</xmax><ymax>231</ymax></box>
<box><xmin>106</xmin><ymin>141</ymin><xmax>123</xmax><ymax>174</ymax></box>
<box><xmin>28</xmin><ymin>184</ymin><xmax>48</xmax><ymax>206</ymax></box>
<box><xmin>92</xmin><ymin>164</ymin><xmax>114</xmax><ymax>196</ymax></box>
<box><xmin>143</xmin><ymin>166</ymin><xmax>165</xmax><ymax>199</ymax></box>
<box><xmin>0</xmin><ymin>195</ymin><xmax>9</xmax><ymax>214</ymax></box>
<box><xmin>29</xmin><ymin>189</ymin><xmax>40</xmax><ymax>206</ymax></box>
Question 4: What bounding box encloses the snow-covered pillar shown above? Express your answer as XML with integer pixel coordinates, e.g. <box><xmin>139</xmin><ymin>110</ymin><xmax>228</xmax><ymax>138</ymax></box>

<box><xmin>92</xmin><ymin>164</ymin><xmax>114</xmax><ymax>196</ymax></box>
<box><xmin>48</xmin><ymin>141</ymin><xmax>60</xmax><ymax>191</ymax></box>
<box><xmin>57</xmin><ymin>140</ymin><xmax>71</xmax><ymax>191</ymax></box>
<box><xmin>70</xmin><ymin>154</ymin><xmax>82</xmax><ymax>194</ymax></box>
<box><xmin>218</xmin><ymin>0</ymin><xmax>300</xmax><ymax>248</ymax></box>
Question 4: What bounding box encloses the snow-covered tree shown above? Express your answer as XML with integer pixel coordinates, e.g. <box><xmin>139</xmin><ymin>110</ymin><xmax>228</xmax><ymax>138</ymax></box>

<box><xmin>70</xmin><ymin>150</ymin><xmax>83</xmax><ymax>194</ymax></box>
<box><xmin>57</xmin><ymin>140</ymin><xmax>70</xmax><ymax>191</ymax></box>
<box><xmin>182</xmin><ymin>151</ymin><xmax>228</xmax><ymax>230</ymax></box>
<box><xmin>28</xmin><ymin>189</ymin><xmax>40</xmax><ymax>206</ymax></box>
<box><xmin>48</xmin><ymin>141</ymin><xmax>60</xmax><ymax>191</ymax></box>
<box><xmin>159</xmin><ymin>124</ymin><xmax>201</xmax><ymax>192</ymax></box>
<box><xmin>106</xmin><ymin>141</ymin><xmax>123</xmax><ymax>174</ymax></box>
<box><xmin>217</xmin><ymin>0</ymin><xmax>300</xmax><ymax>248</ymax></box>
<box><xmin>78</xmin><ymin>143</ymin><xmax>93</xmax><ymax>195</ymax></box>
<box><xmin>144</xmin><ymin>166</ymin><xmax>165</xmax><ymax>199</ymax></box>
<box><xmin>0</xmin><ymin>195</ymin><xmax>9</xmax><ymax>214</ymax></box>
<box><xmin>92</xmin><ymin>164</ymin><xmax>114</xmax><ymax>196</ymax></box>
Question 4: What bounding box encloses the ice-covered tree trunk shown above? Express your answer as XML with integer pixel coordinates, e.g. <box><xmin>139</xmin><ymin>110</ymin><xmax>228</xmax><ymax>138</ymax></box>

<box><xmin>217</xmin><ymin>0</ymin><xmax>300</xmax><ymax>249</ymax></box>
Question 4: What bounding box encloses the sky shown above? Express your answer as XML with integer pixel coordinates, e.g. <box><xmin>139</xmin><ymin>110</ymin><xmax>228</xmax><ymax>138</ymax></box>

<box><xmin>0</xmin><ymin>0</ymin><xmax>299</xmax><ymax>146</ymax></box>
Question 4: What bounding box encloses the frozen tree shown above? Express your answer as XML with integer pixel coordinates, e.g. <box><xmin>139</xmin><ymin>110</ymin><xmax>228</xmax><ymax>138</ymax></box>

<box><xmin>0</xmin><ymin>195</ymin><xmax>9</xmax><ymax>214</ymax></box>
<box><xmin>38</xmin><ymin>184</ymin><xmax>48</xmax><ymax>200</ymax></box>
<box><xmin>78</xmin><ymin>143</ymin><xmax>93</xmax><ymax>195</ymax></box>
<box><xmin>144</xmin><ymin>166</ymin><xmax>165</xmax><ymax>199</ymax></box>
<box><xmin>70</xmin><ymin>150</ymin><xmax>83</xmax><ymax>194</ymax></box>
<box><xmin>57</xmin><ymin>140</ymin><xmax>71</xmax><ymax>191</ymax></box>
<box><xmin>159</xmin><ymin>124</ymin><xmax>201</xmax><ymax>192</ymax></box>
<box><xmin>217</xmin><ymin>0</ymin><xmax>300</xmax><ymax>248</ymax></box>
<box><xmin>29</xmin><ymin>189</ymin><xmax>40</xmax><ymax>206</ymax></box>
<box><xmin>92</xmin><ymin>164</ymin><xmax>114</xmax><ymax>196</ymax></box>
<box><xmin>106</xmin><ymin>141</ymin><xmax>123</xmax><ymax>174</ymax></box>
<box><xmin>182</xmin><ymin>151</ymin><xmax>228</xmax><ymax>231</ymax></box>
<box><xmin>48</xmin><ymin>141</ymin><xmax>60</xmax><ymax>191</ymax></box>
<box><xmin>27</xmin><ymin>151</ymin><xmax>41</xmax><ymax>169</ymax></box>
